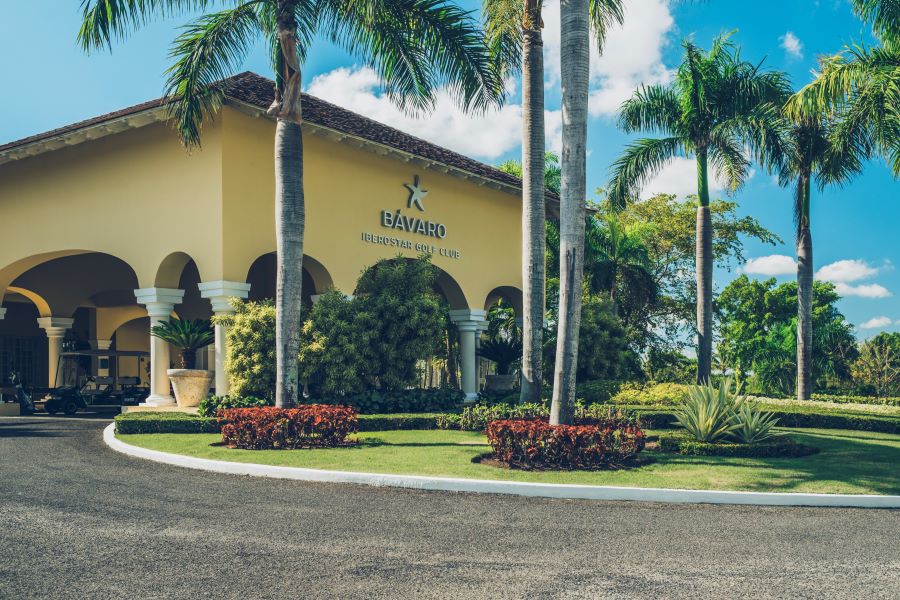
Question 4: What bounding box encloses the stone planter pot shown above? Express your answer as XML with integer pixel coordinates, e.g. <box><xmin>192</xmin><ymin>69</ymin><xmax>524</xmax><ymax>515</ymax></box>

<box><xmin>485</xmin><ymin>374</ymin><xmax>517</xmax><ymax>392</ymax></box>
<box><xmin>167</xmin><ymin>369</ymin><xmax>214</xmax><ymax>408</ymax></box>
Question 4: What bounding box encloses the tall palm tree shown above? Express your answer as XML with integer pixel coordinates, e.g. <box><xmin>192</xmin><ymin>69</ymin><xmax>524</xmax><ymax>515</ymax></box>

<box><xmin>608</xmin><ymin>33</ymin><xmax>791</xmax><ymax>384</ymax></box>
<box><xmin>78</xmin><ymin>0</ymin><xmax>503</xmax><ymax>407</ymax></box>
<box><xmin>485</xmin><ymin>0</ymin><xmax>623</xmax><ymax>406</ymax></box>
<box><xmin>584</xmin><ymin>213</ymin><xmax>656</xmax><ymax>312</ymax></box>
<box><xmin>789</xmin><ymin>0</ymin><xmax>900</xmax><ymax>175</ymax></box>
<box><xmin>778</xmin><ymin>112</ymin><xmax>865</xmax><ymax>401</ymax></box>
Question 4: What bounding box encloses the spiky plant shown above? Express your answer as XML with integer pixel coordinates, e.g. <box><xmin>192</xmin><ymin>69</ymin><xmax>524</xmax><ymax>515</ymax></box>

<box><xmin>478</xmin><ymin>336</ymin><xmax>523</xmax><ymax>375</ymax></box>
<box><xmin>151</xmin><ymin>319</ymin><xmax>214</xmax><ymax>369</ymax></box>
<box><xmin>729</xmin><ymin>401</ymin><xmax>781</xmax><ymax>444</ymax></box>
<box><xmin>675</xmin><ymin>378</ymin><xmax>742</xmax><ymax>443</ymax></box>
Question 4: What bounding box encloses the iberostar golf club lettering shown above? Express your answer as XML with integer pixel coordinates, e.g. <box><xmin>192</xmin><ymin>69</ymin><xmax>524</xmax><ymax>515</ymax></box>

<box><xmin>0</xmin><ymin>72</ymin><xmax>557</xmax><ymax>402</ymax></box>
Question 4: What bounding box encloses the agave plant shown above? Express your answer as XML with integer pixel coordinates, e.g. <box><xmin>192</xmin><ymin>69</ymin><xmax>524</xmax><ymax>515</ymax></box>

<box><xmin>150</xmin><ymin>319</ymin><xmax>214</xmax><ymax>370</ymax></box>
<box><xmin>675</xmin><ymin>379</ymin><xmax>742</xmax><ymax>443</ymax></box>
<box><xmin>477</xmin><ymin>336</ymin><xmax>523</xmax><ymax>376</ymax></box>
<box><xmin>729</xmin><ymin>401</ymin><xmax>782</xmax><ymax>444</ymax></box>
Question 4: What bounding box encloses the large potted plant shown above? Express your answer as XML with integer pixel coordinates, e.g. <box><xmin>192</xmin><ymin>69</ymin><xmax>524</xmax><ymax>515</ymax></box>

<box><xmin>478</xmin><ymin>336</ymin><xmax>522</xmax><ymax>392</ymax></box>
<box><xmin>151</xmin><ymin>318</ymin><xmax>215</xmax><ymax>408</ymax></box>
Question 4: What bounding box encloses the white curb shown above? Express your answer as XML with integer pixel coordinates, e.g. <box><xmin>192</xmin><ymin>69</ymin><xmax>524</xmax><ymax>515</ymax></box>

<box><xmin>103</xmin><ymin>424</ymin><xmax>900</xmax><ymax>508</ymax></box>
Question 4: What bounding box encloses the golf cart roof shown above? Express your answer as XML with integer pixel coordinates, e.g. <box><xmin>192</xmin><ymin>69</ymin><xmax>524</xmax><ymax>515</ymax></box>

<box><xmin>59</xmin><ymin>350</ymin><xmax>150</xmax><ymax>358</ymax></box>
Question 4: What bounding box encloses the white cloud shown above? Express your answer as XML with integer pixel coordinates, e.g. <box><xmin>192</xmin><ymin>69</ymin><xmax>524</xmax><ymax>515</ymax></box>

<box><xmin>541</xmin><ymin>0</ymin><xmax>676</xmax><ymax>118</ymax></box>
<box><xmin>306</xmin><ymin>66</ymin><xmax>562</xmax><ymax>160</ymax></box>
<box><xmin>780</xmin><ymin>32</ymin><xmax>803</xmax><ymax>58</ymax></box>
<box><xmin>743</xmin><ymin>255</ymin><xmax>797</xmax><ymax>276</ymax></box>
<box><xmin>639</xmin><ymin>156</ymin><xmax>729</xmax><ymax>199</ymax></box>
<box><xmin>816</xmin><ymin>259</ymin><xmax>880</xmax><ymax>283</ymax></box>
<box><xmin>834</xmin><ymin>282</ymin><xmax>892</xmax><ymax>298</ymax></box>
<box><xmin>860</xmin><ymin>316</ymin><xmax>893</xmax><ymax>329</ymax></box>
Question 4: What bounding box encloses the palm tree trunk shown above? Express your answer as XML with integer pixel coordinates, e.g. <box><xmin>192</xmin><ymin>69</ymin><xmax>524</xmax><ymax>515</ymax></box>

<box><xmin>270</xmin><ymin>4</ymin><xmax>304</xmax><ymax>407</ymax></box>
<box><xmin>519</xmin><ymin>5</ymin><xmax>546</xmax><ymax>405</ymax></box>
<box><xmin>550</xmin><ymin>0</ymin><xmax>589</xmax><ymax>425</ymax></box>
<box><xmin>695</xmin><ymin>149</ymin><xmax>713</xmax><ymax>384</ymax></box>
<box><xmin>796</xmin><ymin>174</ymin><xmax>813</xmax><ymax>401</ymax></box>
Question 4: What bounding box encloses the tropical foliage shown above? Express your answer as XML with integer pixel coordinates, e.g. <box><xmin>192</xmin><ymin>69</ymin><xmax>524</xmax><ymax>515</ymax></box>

<box><xmin>150</xmin><ymin>318</ymin><xmax>214</xmax><ymax>369</ymax></box>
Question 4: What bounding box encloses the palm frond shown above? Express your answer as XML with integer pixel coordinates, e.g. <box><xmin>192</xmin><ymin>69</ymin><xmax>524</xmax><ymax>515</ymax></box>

<box><xmin>707</xmin><ymin>132</ymin><xmax>750</xmax><ymax>194</ymax></box>
<box><xmin>483</xmin><ymin>0</ymin><xmax>523</xmax><ymax>79</ymax></box>
<box><xmin>164</xmin><ymin>2</ymin><xmax>263</xmax><ymax>148</ymax></box>
<box><xmin>608</xmin><ymin>137</ymin><xmax>684</xmax><ymax>206</ymax></box>
<box><xmin>589</xmin><ymin>0</ymin><xmax>625</xmax><ymax>52</ymax></box>
<box><xmin>618</xmin><ymin>84</ymin><xmax>682</xmax><ymax>135</ymax></box>
<box><xmin>78</xmin><ymin>0</ymin><xmax>221</xmax><ymax>51</ymax></box>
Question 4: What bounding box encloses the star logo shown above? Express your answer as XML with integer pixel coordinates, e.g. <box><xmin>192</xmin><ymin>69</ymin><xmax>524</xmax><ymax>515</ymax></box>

<box><xmin>404</xmin><ymin>175</ymin><xmax>428</xmax><ymax>211</ymax></box>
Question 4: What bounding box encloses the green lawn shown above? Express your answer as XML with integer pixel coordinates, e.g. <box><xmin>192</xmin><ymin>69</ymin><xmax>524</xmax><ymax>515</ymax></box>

<box><xmin>117</xmin><ymin>428</ymin><xmax>900</xmax><ymax>495</ymax></box>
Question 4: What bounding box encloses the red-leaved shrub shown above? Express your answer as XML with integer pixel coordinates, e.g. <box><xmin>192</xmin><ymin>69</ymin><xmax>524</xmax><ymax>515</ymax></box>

<box><xmin>485</xmin><ymin>417</ymin><xmax>645</xmax><ymax>469</ymax></box>
<box><xmin>219</xmin><ymin>405</ymin><xmax>358</xmax><ymax>450</ymax></box>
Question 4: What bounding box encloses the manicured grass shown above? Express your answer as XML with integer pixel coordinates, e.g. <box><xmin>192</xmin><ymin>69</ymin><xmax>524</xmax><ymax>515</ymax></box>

<box><xmin>117</xmin><ymin>427</ymin><xmax>900</xmax><ymax>495</ymax></box>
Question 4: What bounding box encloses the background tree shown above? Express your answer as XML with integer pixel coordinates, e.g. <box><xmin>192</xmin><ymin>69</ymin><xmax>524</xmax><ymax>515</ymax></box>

<box><xmin>717</xmin><ymin>275</ymin><xmax>857</xmax><ymax>395</ymax></box>
<box><xmin>79</xmin><ymin>0</ymin><xmax>503</xmax><ymax>407</ymax></box>
<box><xmin>851</xmin><ymin>337</ymin><xmax>900</xmax><ymax>398</ymax></box>
<box><xmin>614</xmin><ymin>193</ymin><xmax>780</xmax><ymax>355</ymax></box>
<box><xmin>486</xmin><ymin>0</ymin><xmax>623</xmax><ymax>406</ymax></box>
<box><xmin>776</xmin><ymin>112</ymin><xmax>865</xmax><ymax>401</ymax></box>
<box><xmin>608</xmin><ymin>33</ymin><xmax>791</xmax><ymax>384</ymax></box>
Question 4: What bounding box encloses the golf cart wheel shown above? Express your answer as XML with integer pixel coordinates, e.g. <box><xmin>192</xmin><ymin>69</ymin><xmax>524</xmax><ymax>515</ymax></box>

<box><xmin>62</xmin><ymin>400</ymin><xmax>79</xmax><ymax>416</ymax></box>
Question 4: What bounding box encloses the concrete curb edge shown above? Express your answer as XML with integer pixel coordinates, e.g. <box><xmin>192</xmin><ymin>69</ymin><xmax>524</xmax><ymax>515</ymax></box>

<box><xmin>103</xmin><ymin>424</ymin><xmax>900</xmax><ymax>508</ymax></box>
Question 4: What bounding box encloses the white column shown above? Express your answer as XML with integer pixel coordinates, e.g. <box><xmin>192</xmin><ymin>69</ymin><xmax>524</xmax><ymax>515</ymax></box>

<box><xmin>0</xmin><ymin>308</ymin><xmax>6</xmax><ymax>320</ymax></box>
<box><xmin>135</xmin><ymin>288</ymin><xmax>185</xmax><ymax>406</ymax></box>
<box><xmin>37</xmin><ymin>317</ymin><xmax>75</xmax><ymax>387</ymax></box>
<box><xmin>198</xmin><ymin>280</ymin><xmax>251</xmax><ymax>397</ymax></box>
<box><xmin>90</xmin><ymin>339</ymin><xmax>113</xmax><ymax>377</ymax></box>
<box><xmin>450</xmin><ymin>309</ymin><xmax>487</xmax><ymax>402</ymax></box>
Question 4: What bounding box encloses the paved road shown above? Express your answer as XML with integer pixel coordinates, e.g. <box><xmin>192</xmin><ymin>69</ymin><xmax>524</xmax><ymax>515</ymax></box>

<box><xmin>1</xmin><ymin>418</ymin><xmax>898</xmax><ymax>599</ymax></box>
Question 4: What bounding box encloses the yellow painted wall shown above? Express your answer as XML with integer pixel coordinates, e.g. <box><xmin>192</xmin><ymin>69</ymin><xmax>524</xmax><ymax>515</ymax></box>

<box><xmin>220</xmin><ymin>107</ymin><xmax>522</xmax><ymax>309</ymax></box>
<box><xmin>0</xmin><ymin>118</ymin><xmax>224</xmax><ymax>290</ymax></box>
<box><xmin>0</xmin><ymin>104</ymin><xmax>522</xmax><ymax>313</ymax></box>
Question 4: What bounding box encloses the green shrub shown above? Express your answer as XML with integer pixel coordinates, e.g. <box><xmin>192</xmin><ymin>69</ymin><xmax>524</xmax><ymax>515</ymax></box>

<box><xmin>358</xmin><ymin>413</ymin><xmax>441</xmax><ymax>431</ymax></box>
<box><xmin>810</xmin><ymin>393</ymin><xmax>900</xmax><ymax>407</ymax></box>
<box><xmin>197</xmin><ymin>395</ymin><xmax>271</xmax><ymax>418</ymax></box>
<box><xmin>576</xmin><ymin>380</ymin><xmax>625</xmax><ymax>404</ymax></box>
<box><xmin>657</xmin><ymin>432</ymin><xmax>818</xmax><ymax>458</ymax></box>
<box><xmin>115</xmin><ymin>412</ymin><xmax>220</xmax><ymax>434</ymax></box>
<box><xmin>611</xmin><ymin>382</ymin><xmax>689</xmax><ymax>406</ymax></box>
<box><xmin>216</xmin><ymin>299</ymin><xmax>276</xmax><ymax>400</ymax></box>
<box><xmin>312</xmin><ymin>388</ymin><xmax>464</xmax><ymax>414</ymax></box>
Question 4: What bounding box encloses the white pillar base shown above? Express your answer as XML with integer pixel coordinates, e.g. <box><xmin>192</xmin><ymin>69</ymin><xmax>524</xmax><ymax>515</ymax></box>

<box><xmin>140</xmin><ymin>395</ymin><xmax>177</xmax><ymax>407</ymax></box>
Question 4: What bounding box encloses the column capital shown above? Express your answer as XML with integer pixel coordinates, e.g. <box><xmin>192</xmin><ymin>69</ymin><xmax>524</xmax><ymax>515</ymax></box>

<box><xmin>449</xmin><ymin>309</ymin><xmax>488</xmax><ymax>331</ymax></box>
<box><xmin>36</xmin><ymin>317</ymin><xmax>75</xmax><ymax>337</ymax></box>
<box><xmin>134</xmin><ymin>287</ymin><xmax>185</xmax><ymax>318</ymax></box>
<box><xmin>90</xmin><ymin>339</ymin><xmax>113</xmax><ymax>351</ymax></box>
<box><xmin>198</xmin><ymin>280</ymin><xmax>251</xmax><ymax>313</ymax></box>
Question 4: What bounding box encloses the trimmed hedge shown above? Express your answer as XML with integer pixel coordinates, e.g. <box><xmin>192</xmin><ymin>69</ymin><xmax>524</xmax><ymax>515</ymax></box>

<box><xmin>197</xmin><ymin>395</ymin><xmax>270</xmax><ymax>417</ymax></box>
<box><xmin>115</xmin><ymin>411</ymin><xmax>220</xmax><ymax>434</ymax></box>
<box><xmin>437</xmin><ymin>402</ymin><xmax>678</xmax><ymax>432</ymax></box>
<box><xmin>220</xmin><ymin>406</ymin><xmax>357</xmax><ymax>449</ymax></box>
<box><xmin>657</xmin><ymin>432</ymin><xmax>819</xmax><ymax>458</ymax></box>
<box><xmin>811</xmin><ymin>393</ymin><xmax>900</xmax><ymax>407</ymax></box>
<box><xmin>486</xmin><ymin>417</ymin><xmax>645</xmax><ymax>469</ymax></box>
<box><xmin>358</xmin><ymin>413</ymin><xmax>441</xmax><ymax>431</ymax></box>
<box><xmin>313</xmin><ymin>388</ymin><xmax>464</xmax><ymax>414</ymax></box>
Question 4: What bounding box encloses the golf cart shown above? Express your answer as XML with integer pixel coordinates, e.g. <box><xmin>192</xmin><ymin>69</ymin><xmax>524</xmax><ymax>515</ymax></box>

<box><xmin>41</xmin><ymin>350</ymin><xmax>150</xmax><ymax>415</ymax></box>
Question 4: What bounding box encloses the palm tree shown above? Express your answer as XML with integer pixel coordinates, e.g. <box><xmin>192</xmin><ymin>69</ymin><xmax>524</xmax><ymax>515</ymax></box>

<box><xmin>584</xmin><ymin>213</ymin><xmax>656</xmax><ymax>313</ymax></box>
<box><xmin>608</xmin><ymin>33</ymin><xmax>791</xmax><ymax>384</ymax></box>
<box><xmin>150</xmin><ymin>319</ymin><xmax>214</xmax><ymax>369</ymax></box>
<box><xmin>79</xmin><ymin>0</ymin><xmax>503</xmax><ymax>407</ymax></box>
<box><xmin>486</xmin><ymin>0</ymin><xmax>623</xmax><ymax>406</ymax></box>
<box><xmin>789</xmin><ymin>0</ymin><xmax>900</xmax><ymax>175</ymax></box>
<box><xmin>777</xmin><ymin>112</ymin><xmax>865</xmax><ymax>400</ymax></box>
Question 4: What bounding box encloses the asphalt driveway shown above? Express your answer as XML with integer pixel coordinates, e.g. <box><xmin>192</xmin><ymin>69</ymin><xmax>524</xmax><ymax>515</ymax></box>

<box><xmin>1</xmin><ymin>417</ymin><xmax>898</xmax><ymax>599</ymax></box>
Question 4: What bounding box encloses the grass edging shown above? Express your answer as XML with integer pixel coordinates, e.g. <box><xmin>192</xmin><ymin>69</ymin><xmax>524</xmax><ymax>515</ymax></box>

<box><xmin>104</xmin><ymin>424</ymin><xmax>900</xmax><ymax>508</ymax></box>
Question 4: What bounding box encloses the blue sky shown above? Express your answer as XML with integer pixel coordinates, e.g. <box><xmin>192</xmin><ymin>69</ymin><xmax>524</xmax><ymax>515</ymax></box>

<box><xmin>1</xmin><ymin>0</ymin><xmax>897</xmax><ymax>336</ymax></box>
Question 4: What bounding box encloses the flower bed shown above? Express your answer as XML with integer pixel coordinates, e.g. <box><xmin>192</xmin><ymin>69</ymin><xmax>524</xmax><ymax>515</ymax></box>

<box><xmin>657</xmin><ymin>431</ymin><xmax>819</xmax><ymax>458</ymax></box>
<box><xmin>220</xmin><ymin>406</ymin><xmax>358</xmax><ymax>450</ymax></box>
<box><xmin>485</xmin><ymin>417</ymin><xmax>645</xmax><ymax>470</ymax></box>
